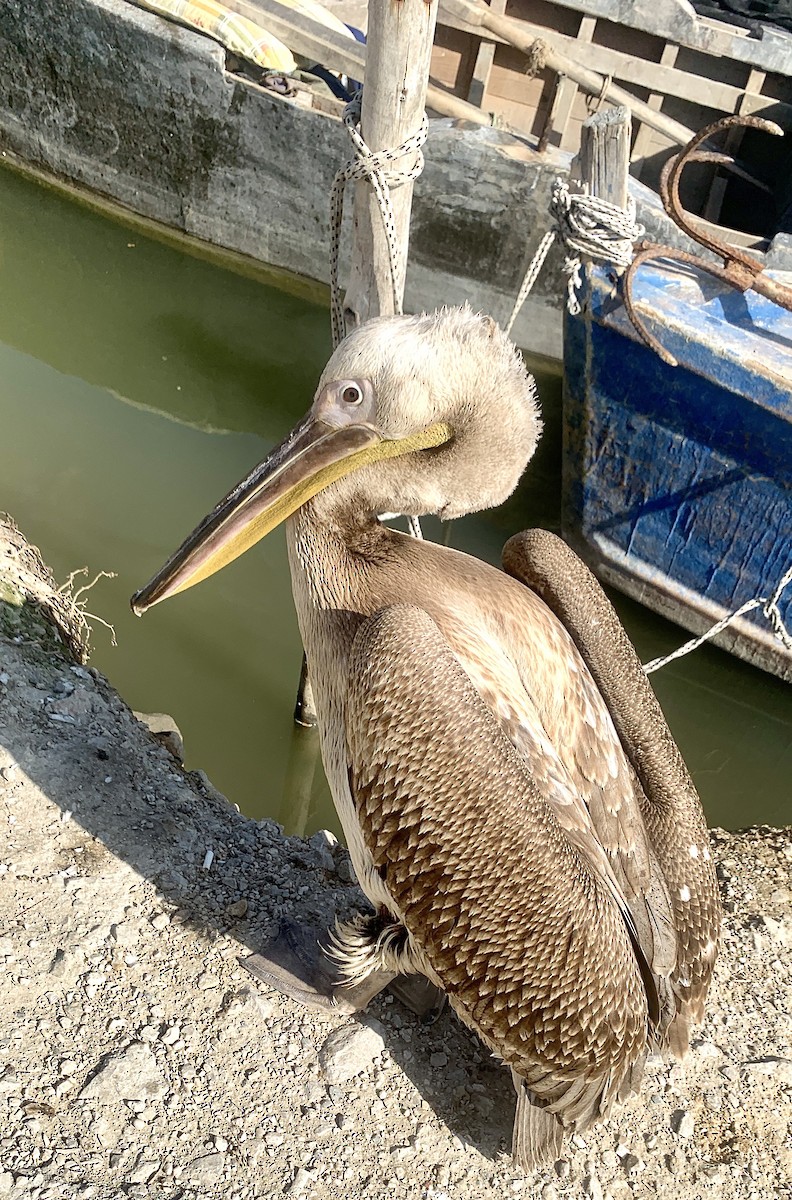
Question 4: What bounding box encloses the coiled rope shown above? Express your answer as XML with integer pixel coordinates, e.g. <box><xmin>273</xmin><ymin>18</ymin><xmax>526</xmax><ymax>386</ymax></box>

<box><xmin>329</xmin><ymin>90</ymin><xmax>428</xmax><ymax>350</ymax></box>
<box><xmin>504</xmin><ymin>178</ymin><xmax>643</xmax><ymax>335</ymax></box>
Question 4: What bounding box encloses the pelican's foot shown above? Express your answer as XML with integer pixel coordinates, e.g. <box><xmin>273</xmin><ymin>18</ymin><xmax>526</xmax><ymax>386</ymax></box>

<box><xmin>241</xmin><ymin>919</ymin><xmax>396</xmax><ymax>1015</ymax></box>
<box><xmin>241</xmin><ymin>920</ymin><xmax>446</xmax><ymax>1018</ymax></box>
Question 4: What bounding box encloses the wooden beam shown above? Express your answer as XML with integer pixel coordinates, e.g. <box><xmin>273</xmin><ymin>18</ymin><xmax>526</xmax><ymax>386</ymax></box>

<box><xmin>467</xmin><ymin>0</ymin><xmax>506</xmax><ymax>109</ymax></box>
<box><xmin>342</xmin><ymin>0</ymin><xmax>439</xmax><ymax>330</ymax></box>
<box><xmin>441</xmin><ymin>0</ymin><xmax>695</xmax><ymax>146</ymax></box>
<box><xmin>224</xmin><ymin>0</ymin><xmax>494</xmax><ymax>127</ymax></box>
<box><xmin>630</xmin><ymin>41</ymin><xmax>679</xmax><ymax>177</ymax></box>
<box><xmin>538</xmin><ymin>13</ymin><xmax>595</xmax><ymax>152</ymax></box>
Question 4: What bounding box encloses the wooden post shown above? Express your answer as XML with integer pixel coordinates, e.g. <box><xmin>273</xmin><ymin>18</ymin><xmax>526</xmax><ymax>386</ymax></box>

<box><xmin>295</xmin><ymin>0</ymin><xmax>439</xmax><ymax>724</ymax></box>
<box><xmin>579</xmin><ymin>106</ymin><xmax>631</xmax><ymax>212</ymax></box>
<box><xmin>343</xmin><ymin>0</ymin><xmax>440</xmax><ymax>330</ymax></box>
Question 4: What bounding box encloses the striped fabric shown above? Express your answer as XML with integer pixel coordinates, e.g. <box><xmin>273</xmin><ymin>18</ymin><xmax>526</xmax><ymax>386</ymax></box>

<box><xmin>135</xmin><ymin>0</ymin><xmax>297</xmax><ymax>73</ymax></box>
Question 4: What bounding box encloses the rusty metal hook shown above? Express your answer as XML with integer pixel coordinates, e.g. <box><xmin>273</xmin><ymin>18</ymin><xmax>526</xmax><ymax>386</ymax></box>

<box><xmin>622</xmin><ymin>115</ymin><xmax>792</xmax><ymax>366</ymax></box>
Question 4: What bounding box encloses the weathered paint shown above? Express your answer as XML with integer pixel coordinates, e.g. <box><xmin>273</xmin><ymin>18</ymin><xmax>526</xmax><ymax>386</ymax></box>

<box><xmin>563</xmin><ymin>261</ymin><xmax>792</xmax><ymax>681</ymax></box>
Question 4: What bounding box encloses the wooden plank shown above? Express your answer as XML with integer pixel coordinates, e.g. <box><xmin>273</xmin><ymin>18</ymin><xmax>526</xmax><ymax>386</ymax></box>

<box><xmin>702</xmin><ymin>67</ymin><xmax>766</xmax><ymax>223</ymax></box>
<box><xmin>437</xmin><ymin>2</ymin><xmax>792</xmax><ymax>117</ymax></box>
<box><xmin>225</xmin><ymin>0</ymin><xmax>493</xmax><ymax>126</ymax></box>
<box><xmin>467</xmin><ymin>0</ymin><xmax>507</xmax><ymax>107</ymax></box>
<box><xmin>538</xmin><ymin>13</ymin><xmax>595</xmax><ymax>151</ymax></box>
<box><xmin>442</xmin><ymin>0</ymin><xmax>695</xmax><ymax>144</ymax></box>
<box><xmin>630</xmin><ymin>41</ymin><xmax>679</xmax><ymax>178</ymax></box>
<box><xmin>343</xmin><ymin>0</ymin><xmax>439</xmax><ymax>330</ymax></box>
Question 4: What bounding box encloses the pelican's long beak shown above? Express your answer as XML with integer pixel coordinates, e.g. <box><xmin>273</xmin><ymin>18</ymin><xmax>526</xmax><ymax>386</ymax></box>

<box><xmin>131</xmin><ymin>411</ymin><xmax>451</xmax><ymax>615</ymax></box>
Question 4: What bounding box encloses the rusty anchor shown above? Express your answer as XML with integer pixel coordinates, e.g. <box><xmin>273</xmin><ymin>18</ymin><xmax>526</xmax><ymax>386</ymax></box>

<box><xmin>622</xmin><ymin>114</ymin><xmax>792</xmax><ymax>366</ymax></box>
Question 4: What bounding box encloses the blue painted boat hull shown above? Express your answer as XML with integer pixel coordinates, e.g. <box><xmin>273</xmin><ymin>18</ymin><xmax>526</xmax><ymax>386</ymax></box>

<box><xmin>563</xmin><ymin>260</ymin><xmax>792</xmax><ymax>681</ymax></box>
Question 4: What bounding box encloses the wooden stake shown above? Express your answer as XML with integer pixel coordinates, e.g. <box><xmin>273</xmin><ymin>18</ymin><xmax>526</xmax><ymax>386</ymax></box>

<box><xmin>579</xmin><ymin>106</ymin><xmax>631</xmax><ymax>210</ymax></box>
<box><xmin>343</xmin><ymin>0</ymin><xmax>440</xmax><ymax>330</ymax></box>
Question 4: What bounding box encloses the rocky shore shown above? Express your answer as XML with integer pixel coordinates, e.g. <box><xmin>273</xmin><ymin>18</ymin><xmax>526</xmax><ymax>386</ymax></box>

<box><xmin>0</xmin><ymin>514</ymin><xmax>790</xmax><ymax>1199</ymax></box>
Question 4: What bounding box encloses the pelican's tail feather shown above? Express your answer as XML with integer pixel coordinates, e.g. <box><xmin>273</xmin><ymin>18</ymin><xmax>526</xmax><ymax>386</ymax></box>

<box><xmin>511</xmin><ymin>1073</ymin><xmax>565</xmax><ymax>1172</ymax></box>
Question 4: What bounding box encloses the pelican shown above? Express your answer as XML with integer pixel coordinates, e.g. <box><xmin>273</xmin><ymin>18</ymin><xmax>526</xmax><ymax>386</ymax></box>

<box><xmin>132</xmin><ymin>307</ymin><xmax>721</xmax><ymax>1169</ymax></box>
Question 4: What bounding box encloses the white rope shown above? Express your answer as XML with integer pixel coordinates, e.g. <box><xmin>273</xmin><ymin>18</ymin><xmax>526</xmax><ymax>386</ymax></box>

<box><xmin>504</xmin><ymin>178</ymin><xmax>644</xmax><ymax>336</ymax></box>
<box><xmin>329</xmin><ymin>90</ymin><xmax>428</xmax><ymax>350</ymax></box>
<box><xmin>643</xmin><ymin>562</ymin><xmax>792</xmax><ymax>675</ymax></box>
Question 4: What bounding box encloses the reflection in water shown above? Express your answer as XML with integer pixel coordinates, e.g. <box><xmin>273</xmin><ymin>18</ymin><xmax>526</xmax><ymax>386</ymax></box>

<box><xmin>0</xmin><ymin>164</ymin><xmax>789</xmax><ymax>835</ymax></box>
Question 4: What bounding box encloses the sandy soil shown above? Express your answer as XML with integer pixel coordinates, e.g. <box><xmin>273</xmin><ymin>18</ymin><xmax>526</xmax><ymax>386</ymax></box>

<box><xmin>0</xmin><ymin>515</ymin><xmax>790</xmax><ymax>1200</ymax></box>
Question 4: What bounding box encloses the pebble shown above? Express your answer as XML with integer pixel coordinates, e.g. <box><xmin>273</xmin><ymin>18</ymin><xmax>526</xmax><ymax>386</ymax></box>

<box><xmin>671</xmin><ymin>1110</ymin><xmax>695</xmax><ymax>1138</ymax></box>
<box><xmin>288</xmin><ymin>1167</ymin><xmax>314</xmax><ymax>1194</ymax></box>
<box><xmin>160</xmin><ymin>1025</ymin><xmax>180</xmax><ymax>1045</ymax></box>
<box><xmin>583</xmin><ymin>1174</ymin><xmax>604</xmax><ymax>1200</ymax></box>
<box><xmin>79</xmin><ymin>1042</ymin><xmax>166</xmax><ymax>1104</ymax></box>
<box><xmin>150</xmin><ymin>913</ymin><xmax>170</xmax><ymax>932</ymax></box>
<box><xmin>182</xmin><ymin>1153</ymin><xmax>225</xmax><ymax>1186</ymax></box>
<box><xmin>318</xmin><ymin>1019</ymin><xmax>387</xmax><ymax>1084</ymax></box>
<box><xmin>128</xmin><ymin>1160</ymin><xmax>160</xmax><ymax>1184</ymax></box>
<box><xmin>197</xmin><ymin>971</ymin><xmax>220</xmax><ymax>991</ymax></box>
<box><xmin>540</xmin><ymin>1186</ymin><xmax>559</xmax><ymax>1200</ymax></box>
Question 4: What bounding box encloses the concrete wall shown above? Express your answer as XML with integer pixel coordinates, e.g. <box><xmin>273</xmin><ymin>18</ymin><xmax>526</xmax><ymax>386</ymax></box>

<box><xmin>0</xmin><ymin>0</ymin><xmax>698</xmax><ymax>359</ymax></box>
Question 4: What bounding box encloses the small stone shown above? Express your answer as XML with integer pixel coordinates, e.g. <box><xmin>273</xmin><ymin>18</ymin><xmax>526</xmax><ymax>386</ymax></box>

<box><xmin>182</xmin><ymin>1153</ymin><xmax>225</xmax><ymax>1186</ymax></box>
<box><xmin>583</xmin><ymin>1174</ymin><xmax>604</xmax><ymax>1200</ymax></box>
<box><xmin>128</xmin><ymin>1160</ymin><xmax>160</xmax><ymax>1185</ymax></box>
<box><xmin>601</xmin><ymin>1150</ymin><xmax>619</xmax><ymax>1169</ymax></box>
<box><xmin>540</xmin><ymin>1186</ymin><xmax>558</xmax><ymax>1200</ymax></box>
<box><xmin>59</xmin><ymin>1060</ymin><xmax>79</xmax><ymax>1076</ymax></box>
<box><xmin>79</xmin><ymin>1042</ymin><xmax>166</xmax><ymax>1104</ymax></box>
<box><xmin>429</xmin><ymin>1052</ymin><xmax>448</xmax><ymax>1068</ymax></box>
<box><xmin>336</xmin><ymin>857</ymin><xmax>357</xmax><ymax>884</ymax></box>
<box><xmin>212</xmin><ymin>1135</ymin><xmax>229</xmax><ymax>1152</ymax></box>
<box><xmin>554</xmin><ymin>1159</ymin><xmax>570</xmax><ymax>1180</ymax></box>
<box><xmin>227</xmin><ymin>899</ymin><xmax>248</xmax><ymax>919</ymax></box>
<box><xmin>160</xmin><ymin>1025</ymin><xmax>180</xmax><ymax>1046</ymax></box>
<box><xmin>0</xmin><ymin>1172</ymin><xmax>13</xmax><ymax>1196</ymax></box>
<box><xmin>622</xmin><ymin>1154</ymin><xmax>645</xmax><ymax>1175</ymax></box>
<box><xmin>288</xmin><ymin>1167</ymin><xmax>314</xmax><ymax>1194</ymax></box>
<box><xmin>197</xmin><ymin>972</ymin><xmax>220</xmax><ymax>991</ymax></box>
<box><xmin>671</xmin><ymin>1110</ymin><xmax>694</xmax><ymax>1138</ymax></box>
<box><xmin>319</xmin><ymin>1019</ymin><xmax>386</xmax><ymax>1084</ymax></box>
<box><xmin>150</xmin><ymin>913</ymin><xmax>170</xmax><ymax>932</ymax></box>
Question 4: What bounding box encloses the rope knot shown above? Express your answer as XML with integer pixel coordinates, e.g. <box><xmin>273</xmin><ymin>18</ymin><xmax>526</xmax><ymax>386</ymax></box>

<box><xmin>329</xmin><ymin>90</ymin><xmax>428</xmax><ymax>348</ymax></box>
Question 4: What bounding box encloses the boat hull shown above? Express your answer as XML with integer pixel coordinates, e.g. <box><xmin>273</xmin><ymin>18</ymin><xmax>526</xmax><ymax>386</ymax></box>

<box><xmin>563</xmin><ymin>261</ymin><xmax>792</xmax><ymax>681</ymax></box>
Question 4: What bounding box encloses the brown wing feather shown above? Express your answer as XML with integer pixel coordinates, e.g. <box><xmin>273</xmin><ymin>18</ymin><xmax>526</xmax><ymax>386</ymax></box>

<box><xmin>502</xmin><ymin>529</ymin><xmax>722</xmax><ymax>1048</ymax></box>
<box><xmin>345</xmin><ymin>603</ymin><xmax>651</xmax><ymax>1127</ymax></box>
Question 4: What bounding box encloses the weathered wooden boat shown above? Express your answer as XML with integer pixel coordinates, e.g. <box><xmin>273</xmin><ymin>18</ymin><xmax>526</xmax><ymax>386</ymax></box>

<box><xmin>563</xmin><ymin>242</ymin><xmax>792</xmax><ymax>681</ymax></box>
<box><xmin>1</xmin><ymin>0</ymin><xmax>790</xmax><ymax>360</ymax></box>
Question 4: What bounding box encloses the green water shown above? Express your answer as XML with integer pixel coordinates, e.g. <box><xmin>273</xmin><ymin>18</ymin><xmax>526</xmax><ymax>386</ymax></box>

<box><xmin>0</xmin><ymin>165</ymin><xmax>790</xmax><ymax>834</ymax></box>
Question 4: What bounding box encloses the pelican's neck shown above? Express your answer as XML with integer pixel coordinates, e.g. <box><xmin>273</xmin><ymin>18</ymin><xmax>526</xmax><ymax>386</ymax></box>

<box><xmin>285</xmin><ymin>500</ymin><xmax>394</xmax><ymax>618</ymax></box>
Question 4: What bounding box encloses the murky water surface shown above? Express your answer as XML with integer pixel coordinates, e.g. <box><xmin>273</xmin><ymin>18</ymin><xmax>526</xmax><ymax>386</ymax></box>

<box><xmin>1</xmin><ymin>166</ymin><xmax>790</xmax><ymax>834</ymax></box>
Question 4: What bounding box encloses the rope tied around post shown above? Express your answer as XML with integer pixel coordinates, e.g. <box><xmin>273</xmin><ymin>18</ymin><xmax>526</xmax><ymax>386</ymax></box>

<box><xmin>504</xmin><ymin>178</ymin><xmax>643</xmax><ymax>336</ymax></box>
<box><xmin>329</xmin><ymin>91</ymin><xmax>429</xmax><ymax>349</ymax></box>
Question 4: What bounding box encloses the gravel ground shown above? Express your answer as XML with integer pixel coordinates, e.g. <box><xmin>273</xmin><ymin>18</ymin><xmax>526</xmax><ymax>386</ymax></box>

<box><xmin>1</xmin><ymin>515</ymin><xmax>790</xmax><ymax>1200</ymax></box>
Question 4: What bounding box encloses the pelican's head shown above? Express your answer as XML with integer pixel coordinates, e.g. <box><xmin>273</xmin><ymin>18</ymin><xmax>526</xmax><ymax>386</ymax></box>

<box><xmin>132</xmin><ymin>307</ymin><xmax>541</xmax><ymax>614</ymax></box>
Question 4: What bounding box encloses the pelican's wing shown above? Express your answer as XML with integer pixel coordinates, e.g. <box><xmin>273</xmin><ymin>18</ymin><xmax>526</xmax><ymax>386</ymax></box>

<box><xmin>344</xmin><ymin>603</ymin><xmax>650</xmax><ymax>1129</ymax></box>
<box><xmin>502</xmin><ymin>529</ymin><xmax>722</xmax><ymax>1050</ymax></box>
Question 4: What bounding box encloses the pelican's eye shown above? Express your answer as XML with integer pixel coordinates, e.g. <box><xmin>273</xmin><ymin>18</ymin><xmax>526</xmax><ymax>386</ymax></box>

<box><xmin>341</xmin><ymin>383</ymin><xmax>363</xmax><ymax>407</ymax></box>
